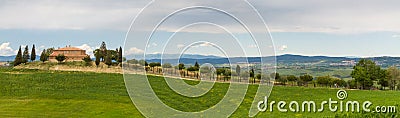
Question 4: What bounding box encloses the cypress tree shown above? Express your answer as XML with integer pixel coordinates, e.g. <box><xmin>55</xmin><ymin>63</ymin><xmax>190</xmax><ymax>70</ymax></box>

<box><xmin>31</xmin><ymin>44</ymin><xmax>36</xmax><ymax>61</ymax></box>
<box><xmin>95</xmin><ymin>51</ymin><xmax>100</xmax><ymax>67</ymax></box>
<box><xmin>194</xmin><ymin>61</ymin><xmax>200</xmax><ymax>71</ymax></box>
<box><xmin>104</xmin><ymin>51</ymin><xmax>112</xmax><ymax>68</ymax></box>
<box><xmin>14</xmin><ymin>46</ymin><xmax>23</xmax><ymax>66</ymax></box>
<box><xmin>99</xmin><ymin>42</ymin><xmax>107</xmax><ymax>62</ymax></box>
<box><xmin>118</xmin><ymin>46</ymin><xmax>123</xmax><ymax>63</ymax></box>
<box><xmin>40</xmin><ymin>49</ymin><xmax>46</xmax><ymax>62</ymax></box>
<box><xmin>22</xmin><ymin>45</ymin><xmax>29</xmax><ymax>63</ymax></box>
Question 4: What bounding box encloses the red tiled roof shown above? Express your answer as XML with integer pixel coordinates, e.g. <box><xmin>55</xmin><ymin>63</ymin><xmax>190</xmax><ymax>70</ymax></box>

<box><xmin>49</xmin><ymin>46</ymin><xmax>87</xmax><ymax>57</ymax></box>
<box><xmin>55</xmin><ymin>47</ymin><xmax>84</xmax><ymax>51</ymax></box>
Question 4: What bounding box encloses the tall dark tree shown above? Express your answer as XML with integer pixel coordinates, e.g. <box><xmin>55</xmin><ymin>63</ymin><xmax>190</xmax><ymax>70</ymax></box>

<box><xmin>13</xmin><ymin>46</ymin><xmax>23</xmax><ymax>66</ymax></box>
<box><xmin>194</xmin><ymin>61</ymin><xmax>200</xmax><ymax>71</ymax></box>
<box><xmin>104</xmin><ymin>51</ymin><xmax>112</xmax><ymax>68</ymax></box>
<box><xmin>117</xmin><ymin>46</ymin><xmax>123</xmax><ymax>66</ymax></box>
<box><xmin>271</xmin><ymin>72</ymin><xmax>284</xmax><ymax>85</ymax></box>
<box><xmin>31</xmin><ymin>44</ymin><xmax>36</xmax><ymax>61</ymax></box>
<box><xmin>178</xmin><ymin>63</ymin><xmax>185</xmax><ymax>70</ymax></box>
<box><xmin>250</xmin><ymin>68</ymin><xmax>255</xmax><ymax>84</ymax></box>
<box><xmin>99</xmin><ymin>42</ymin><xmax>107</xmax><ymax>61</ymax></box>
<box><xmin>22</xmin><ymin>45</ymin><xmax>29</xmax><ymax>63</ymax></box>
<box><xmin>236</xmin><ymin>65</ymin><xmax>241</xmax><ymax>82</ymax></box>
<box><xmin>95</xmin><ymin>51</ymin><xmax>100</xmax><ymax>67</ymax></box>
<box><xmin>40</xmin><ymin>49</ymin><xmax>47</xmax><ymax>62</ymax></box>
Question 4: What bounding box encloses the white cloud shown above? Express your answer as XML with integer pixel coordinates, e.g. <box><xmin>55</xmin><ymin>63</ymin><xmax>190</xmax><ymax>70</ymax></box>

<box><xmin>191</xmin><ymin>42</ymin><xmax>213</xmax><ymax>48</ymax></box>
<box><xmin>77</xmin><ymin>44</ymin><xmax>94</xmax><ymax>57</ymax></box>
<box><xmin>177</xmin><ymin>44</ymin><xmax>185</xmax><ymax>48</ymax></box>
<box><xmin>278</xmin><ymin>45</ymin><xmax>288</xmax><ymax>51</ymax></box>
<box><xmin>0</xmin><ymin>0</ymin><xmax>400</xmax><ymax>34</ymax></box>
<box><xmin>392</xmin><ymin>34</ymin><xmax>400</xmax><ymax>38</ymax></box>
<box><xmin>0</xmin><ymin>0</ymin><xmax>147</xmax><ymax>30</ymax></box>
<box><xmin>0</xmin><ymin>42</ymin><xmax>15</xmax><ymax>56</ymax></box>
<box><xmin>125</xmin><ymin>47</ymin><xmax>144</xmax><ymax>55</ymax></box>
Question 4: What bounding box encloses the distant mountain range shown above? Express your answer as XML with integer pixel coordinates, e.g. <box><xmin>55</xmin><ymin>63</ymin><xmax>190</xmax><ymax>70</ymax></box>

<box><xmin>143</xmin><ymin>54</ymin><xmax>400</xmax><ymax>67</ymax></box>
<box><xmin>126</xmin><ymin>54</ymin><xmax>222</xmax><ymax>60</ymax></box>
<box><xmin>0</xmin><ymin>56</ymin><xmax>40</xmax><ymax>62</ymax></box>
<box><xmin>2</xmin><ymin>54</ymin><xmax>400</xmax><ymax>67</ymax></box>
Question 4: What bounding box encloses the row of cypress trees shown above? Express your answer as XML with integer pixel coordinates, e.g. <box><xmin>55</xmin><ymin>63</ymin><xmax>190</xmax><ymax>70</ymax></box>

<box><xmin>14</xmin><ymin>44</ymin><xmax>36</xmax><ymax>66</ymax></box>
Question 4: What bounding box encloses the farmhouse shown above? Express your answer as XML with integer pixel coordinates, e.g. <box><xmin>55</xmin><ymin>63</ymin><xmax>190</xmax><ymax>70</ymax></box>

<box><xmin>49</xmin><ymin>46</ymin><xmax>87</xmax><ymax>62</ymax></box>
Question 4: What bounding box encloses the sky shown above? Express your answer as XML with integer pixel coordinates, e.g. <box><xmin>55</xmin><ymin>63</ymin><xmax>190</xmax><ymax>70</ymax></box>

<box><xmin>1</xmin><ymin>0</ymin><xmax>400</xmax><ymax>57</ymax></box>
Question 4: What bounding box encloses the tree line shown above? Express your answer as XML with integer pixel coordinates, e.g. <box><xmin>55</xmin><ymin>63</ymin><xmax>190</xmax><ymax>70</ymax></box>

<box><xmin>93</xmin><ymin>42</ymin><xmax>123</xmax><ymax>67</ymax></box>
<box><xmin>13</xmin><ymin>44</ymin><xmax>37</xmax><ymax>66</ymax></box>
<box><xmin>125</xmin><ymin>59</ymin><xmax>271</xmax><ymax>84</ymax></box>
<box><xmin>273</xmin><ymin>73</ymin><xmax>346</xmax><ymax>88</ymax></box>
<box><xmin>274</xmin><ymin>59</ymin><xmax>400</xmax><ymax>90</ymax></box>
<box><xmin>350</xmin><ymin>59</ymin><xmax>400</xmax><ymax>90</ymax></box>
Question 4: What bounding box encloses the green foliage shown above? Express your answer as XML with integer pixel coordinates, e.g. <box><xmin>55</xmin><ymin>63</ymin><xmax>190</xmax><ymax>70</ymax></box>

<box><xmin>55</xmin><ymin>54</ymin><xmax>66</xmax><ymax>63</ymax></box>
<box><xmin>331</xmin><ymin>78</ymin><xmax>346</xmax><ymax>87</ymax></box>
<box><xmin>138</xmin><ymin>60</ymin><xmax>147</xmax><ymax>66</ymax></box>
<box><xmin>13</xmin><ymin>46</ymin><xmax>23</xmax><ymax>66</ymax></box>
<box><xmin>22</xmin><ymin>45</ymin><xmax>29</xmax><ymax>63</ymax></box>
<box><xmin>186</xmin><ymin>66</ymin><xmax>196</xmax><ymax>71</ymax></box>
<box><xmin>162</xmin><ymin>63</ymin><xmax>172</xmax><ymax>68</ymax></box>
<box><xmin>149</xmin><ymin>62</ymin><xmax>161</xmax><ymax>68</ymax></box>
<box><xmin>30</xmin><ymin>44</ymin><xmax>36</xmax><ymax>61</ymax></box>
<box><xmin>216</xmin><ymin>68</ymin><xmax>226</xmax><ymax>76</ymax></box>
<box><xmin>178</xmin><ymin>63</ymin><xmax>185</xmax><ymax>70</ymax></box>
<box><xmin>286</xmin><ymin>75</ymin><xmax>298</xmax><ymax>85</ymax></box>
<box><xmin>82</xmin><ymin>55</ymin><xmax>92</xmax><ymax>66</ymax></box>
<box><xmin>45</xmin><ymin>48</ymin><xmax>54</xmax><ymax>57</ymax></box>
<box><xmin>39</xmin><ymin>49</ymin><xmax>47</xmax><ymax>62</ymax></box>
<box><xmin>270</xmin><ymin>72</ymin><xmax>280</xmax><ymax>80</ymax></box>
<box><xmin>351</xmin><ymin>59</ymin><xmax>385</xmax><ymax>90</ymax></box>
<box><xmin>316</xmin><ymin>76</ymin><xmax>332</xmax><ymax>87</ymax></box>
<box><xmin>387</xmin><ymin>66</ymin><xmax>400</xmax><ymax>90</ymax></box>
<box><xmin>104</xmin><ymin>51</ymin><xmax>112</xmax><ymax>67</ymax></box>
<box><xmin>287</xmin><ymin>75</ymin><xmax>298</xmax><ymax>82</ymax></box>
<box><xmin>347</xmin><ymin>79</ymin><xmax>358</xmax><ymax>89</ymax></box>
<box><xmin>300</xmin><ymin>74</ymin><xmax>313</xmax><ymax>86</ymax></box>
<box><xmin>194</xmin><ymin>61</ymin><xmax>200</xmax><ymax>71</ymax></box>
<box><xmin>99</xmin><ymin>41</ymin><xmax>107</xmax><ymax>61</ymax></box>
<box><xmin>117</xmin><ymin>47</ymin><xmax>123</xmax><ymax>64</ymax></box>
<box><xmin>95</xmin><ymin>51</ymin><xmax>100</xmax><ymax>67</ymax></box>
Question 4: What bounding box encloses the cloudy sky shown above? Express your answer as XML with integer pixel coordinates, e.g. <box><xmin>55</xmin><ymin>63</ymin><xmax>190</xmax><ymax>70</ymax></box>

<box><xmin>1</xmin><ymin>0</ymin><xmax>400</xmax><ymax>57</ymax></box>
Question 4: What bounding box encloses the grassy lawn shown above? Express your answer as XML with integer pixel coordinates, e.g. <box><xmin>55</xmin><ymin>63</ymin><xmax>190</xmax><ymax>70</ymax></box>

<box><xmin>0</xmin><ymin>68</ymin><xmax>399</xmax><ymax>117</ymax></box>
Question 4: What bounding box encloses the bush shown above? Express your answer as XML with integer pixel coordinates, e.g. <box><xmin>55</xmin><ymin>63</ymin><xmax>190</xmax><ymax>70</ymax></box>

<box><xmin>55</xmin><ymin>54</ymin><xmax>66</xmax><ymax>63</ymax></box>
<box><xmin>82</xmin><ymin>55</ymin><xmax>92</xmax><ymax>66</ymax></box>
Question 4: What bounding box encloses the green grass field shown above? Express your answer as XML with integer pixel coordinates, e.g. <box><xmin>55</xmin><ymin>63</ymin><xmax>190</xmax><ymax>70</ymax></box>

<box><xmin>0</xmin><ymin>68</ymin><xmax>399</xmax><ymax>117</ymax></box>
